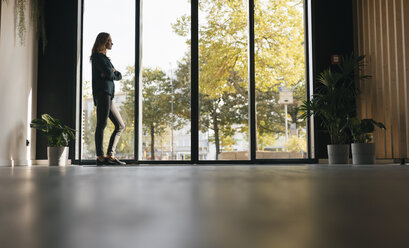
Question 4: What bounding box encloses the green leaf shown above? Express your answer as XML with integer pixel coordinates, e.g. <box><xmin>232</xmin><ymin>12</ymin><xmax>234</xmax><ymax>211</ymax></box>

<box><xmin>30</xmin><ymin>114</ymin><xmax>76</xmax><ymax>146</ymax></box>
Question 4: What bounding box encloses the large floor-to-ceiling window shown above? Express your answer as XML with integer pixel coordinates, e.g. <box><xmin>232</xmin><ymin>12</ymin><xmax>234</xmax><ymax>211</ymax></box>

<box><xmin>81</xmin><ymin>0</ymin><xmax>135</xmax><ymax>160</ymax></box>
<box><xmin>199</xmin><ymin>0</ymin><xmax>250</xmax><ymax>161</ymax></box>
<box><xmin>254</xmin><ymin>0</ymin><xmax>307</xmax><ymax>159</ymax></box>
<box><xmin>80</xmin><ymin>0</ymin><xmax>309</xmax><ymax>163</ymax></box>
<box><xmin>139</xmin><ymin>0</ymin><xmax>191</xmax><ymax>161</ymax></box>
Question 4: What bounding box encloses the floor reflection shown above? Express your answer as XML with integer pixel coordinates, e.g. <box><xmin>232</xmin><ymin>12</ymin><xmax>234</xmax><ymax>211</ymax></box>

<box><xmin>0</xmin><ymin>165</ymin><xmax>409</xmax><ymax>248</ymax></box>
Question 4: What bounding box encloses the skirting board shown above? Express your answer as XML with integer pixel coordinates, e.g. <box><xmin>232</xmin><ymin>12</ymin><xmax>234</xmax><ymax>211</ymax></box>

<box><xmin>0</xmin><ymin>160</ymin><xmax>72</xmax><ymax>166</ymax></box>
<box><xmin>0</xmin><ymin>160</ymin><xmax>30</xmax><ymax>166</ymax></box>
<box><xmin>318</xmin><ymin>159</ymin><xmax>395</xmax><ymax>164</ymax></box>
<box><xmin>32</xmin><ymin>160</ymin><xmax>72</xmax><ymax>166</ymax></box>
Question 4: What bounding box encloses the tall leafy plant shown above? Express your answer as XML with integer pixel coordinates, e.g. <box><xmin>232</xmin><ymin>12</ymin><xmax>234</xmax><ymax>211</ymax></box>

<box><xmin>1</xmin><ymin>0</ymin><xmax>46</xmax><ymax>50</ymax></box>
<box><xmin>30</xmin><ymin>114</ymin><xmax>75</xmax><ymax>147</ymax></box>
<box><xmin>31</xmin><ymin>0</ymin><xmax>47</xmax><ymax>52</ymax></box>
<box><xmin>0</xmin><ymin>0</ymin><xmax>5</xmax><ymax>41</ymax></box>
<box><xmin>300</xmin><ymin>54</ymin><xmax>370</xmax><ymax>144</ymax></box>
<box><xmin>16</xmin><ymin>0</ymin><xmax>27</xmax><ymax>45</ymax></box>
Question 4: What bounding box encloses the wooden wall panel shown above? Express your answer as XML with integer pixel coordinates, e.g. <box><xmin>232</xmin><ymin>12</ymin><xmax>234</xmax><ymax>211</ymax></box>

<box><xmin>388</xmin><ymin>0</ymin><xmax>399</xmax><ymax>158</ymax></box>
<box><xmin>395</xmin><ymin>0</ymin><xmax>405</xmax><ymax>158</ymax></box>
<box><xmin>376</xmin><ymin>0</ymin><xmax>386</xmax><ymax>157</ymax></box>
<box><xmin>380</xmin><ymin>0</ymin><xmax>393</xmax><ymax>158</ymax></box>
<box><xmin>372</xmin><ymin>0</ymin><xmax>382</xmax><ymax>157</ymax></box>
<box><xmin>401</xmin><ymin>0</ymin><xmax>409</xmax><ymax>157</ymax></box>
<box><xmin>356</xmin><ymin>0</ymin><xmax>409</xmax><ymax>159</ymax></box>
<box><xmin>356</xmin><ymin>0</ymin><xmax>363</xmax><ymax>118</ymax></box>
<box><xmin>365</xmin><ymin>0</ymin><xmax>372</xmax><ymax>120</ymax></box>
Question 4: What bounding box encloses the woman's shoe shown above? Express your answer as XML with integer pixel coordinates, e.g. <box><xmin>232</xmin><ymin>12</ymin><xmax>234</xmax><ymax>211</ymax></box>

<box><xmin>96</xmin><ymin>157</ymin><xmax>117</xmax><ymax>166</ymax></box>
<box><xmin>107</xmin><ymin>157</ymin><xmax>126</xmax><ymax>165</ymax></box>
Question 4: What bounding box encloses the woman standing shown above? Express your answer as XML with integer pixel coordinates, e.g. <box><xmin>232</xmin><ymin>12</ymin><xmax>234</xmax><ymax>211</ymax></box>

<box><xmin>91</xmin><ymin>32</ymin><xmax>126</xmax><ymax>165</ymax></box>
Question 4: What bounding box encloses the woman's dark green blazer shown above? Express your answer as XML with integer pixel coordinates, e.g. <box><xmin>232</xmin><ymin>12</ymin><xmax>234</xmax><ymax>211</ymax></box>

<box><xmin>91</xmin><ymin>53</ymin><xmax>122</xmax><ymax>105</ymax></box>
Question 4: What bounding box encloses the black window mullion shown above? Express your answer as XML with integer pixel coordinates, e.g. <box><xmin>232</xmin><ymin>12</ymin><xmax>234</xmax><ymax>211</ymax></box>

<box><xmin>135</xmin><ymin>0</ymin><xmax>142</xmax><ymax>163</ymax></box>
<box><xmin>191</xmin><ymin>0</ymin><xmax>199</xmax><ymax>163</ymax></box>
<box><xmin>77</xmin><ymin>0</ymin><xmax>84</xmax><ymax>165</ymax></box>
<box><xmin>304</xmin><ymin>0</ymin><xmax>312</xmax><ymax>160</ymax></box>
<box><xmin>249</xmin><ymin>0</ymin><xmax>256</xmax><ymax>162</ymax></box>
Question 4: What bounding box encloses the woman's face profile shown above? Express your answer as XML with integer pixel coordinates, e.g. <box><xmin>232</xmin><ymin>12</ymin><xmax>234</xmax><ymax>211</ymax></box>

<box><xmin>105</xmin><ymin>36</ymin><xmax>113</xmax><ymax>50</ymax></box>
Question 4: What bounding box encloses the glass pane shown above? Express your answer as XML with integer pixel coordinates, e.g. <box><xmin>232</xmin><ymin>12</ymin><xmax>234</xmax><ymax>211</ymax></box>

<box><xmin>255</xmin><ymin>0</ymin><xmax>307</xmax><ymax>159</ymax></box>
<box><xmin>82</xmin><ymin>0</ymin><xmax>135</xmax><ymax>160</ymax></box>
<box><xmin>198</xmin><ymin>0</ymin><xmax>249</xmax><ymax>161</ymax></box>
<box><xmin>139</xmin><ymin>0</ymin><xmax>191</xmax><ymax>160</ymax></box>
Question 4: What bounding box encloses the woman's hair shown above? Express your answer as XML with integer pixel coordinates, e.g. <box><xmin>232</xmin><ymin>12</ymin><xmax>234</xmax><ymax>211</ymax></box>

<box><xmin>90</xmin><ymin>32</ymin><xmax>110</xmax><ymax>60</ymax></box>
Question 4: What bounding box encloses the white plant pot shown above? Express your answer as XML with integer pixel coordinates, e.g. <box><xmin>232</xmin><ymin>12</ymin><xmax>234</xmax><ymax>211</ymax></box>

<box><xmin>327</xmin><ymin>144</ymin><xmax>350</xmax><ymax>164</ymax></box>
<box><xmin>47</xmin><ymin>147</ymin><xmax>69</xmax><ymax>166</ymax></box>
<box><xmin>351</xmin><ymin>143</ymin><xmax>375</xmax><ymax>164</ymax></box>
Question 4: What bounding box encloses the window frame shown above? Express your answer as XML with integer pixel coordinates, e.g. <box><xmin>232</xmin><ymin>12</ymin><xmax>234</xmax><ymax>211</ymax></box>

<box><xmin>76</xmin><ymin>0</ymin><xmax>315</xmax><ymax>165</ymax></box>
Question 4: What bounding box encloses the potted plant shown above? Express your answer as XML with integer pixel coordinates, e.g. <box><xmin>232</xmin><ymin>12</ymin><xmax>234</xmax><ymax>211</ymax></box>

<box><xmin>300</xmin><ymin>54</ymin><xmax>369</xmax><ymax>164</ymax></box>
<box><xmin>348</xmin><ymin>117</ymin><xmax>385</xmax><ymax>164</ymax></box>
<box><xmin>30</xmin><ymin>114</ymin><xmax>75</xmax><ymax>166</ymax></box>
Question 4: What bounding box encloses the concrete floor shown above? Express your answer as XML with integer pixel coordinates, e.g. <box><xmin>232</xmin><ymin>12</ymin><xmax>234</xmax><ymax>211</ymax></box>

<box><xmin>1</xmin><ymin>164</ymin><xmax>409</xmax><ymax>248</ymax></box>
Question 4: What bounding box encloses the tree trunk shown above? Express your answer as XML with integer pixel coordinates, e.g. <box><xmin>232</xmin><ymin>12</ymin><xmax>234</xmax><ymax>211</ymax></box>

<box><xmin>289</xmin><ymin>108</ymin><xmax>298</xmax><ymax>127</ymax></box>
<box><xmin>213</xmin><ymin>112</ymin><xmax>220</xmax><ymax>160</ymax></box>
<box><xmin>150</xmin><ymin>124</ymin><xmax>155</xmax><ymax>160</ymax></box>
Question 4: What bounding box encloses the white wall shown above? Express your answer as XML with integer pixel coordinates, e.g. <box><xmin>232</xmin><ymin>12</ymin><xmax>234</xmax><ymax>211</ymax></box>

<box><xmin>0</xmin><ymin>0</ymin><xmax>37</xmax><ymax>166</ymax></box>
